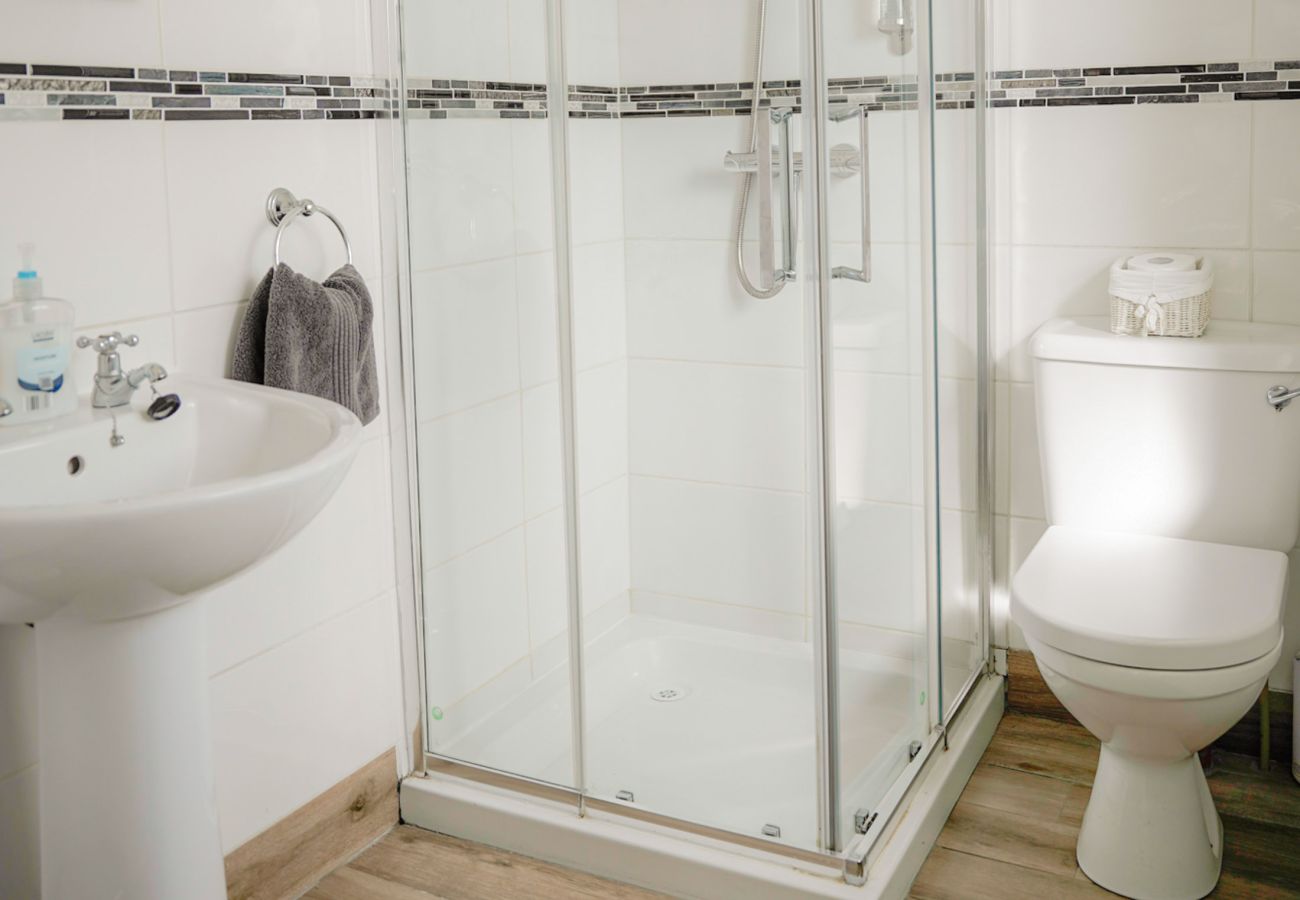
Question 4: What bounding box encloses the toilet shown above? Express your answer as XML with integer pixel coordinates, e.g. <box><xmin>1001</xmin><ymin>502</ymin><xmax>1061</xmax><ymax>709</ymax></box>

<box><xmin>1011</xmin><ymin>316</ymin><xmax>1299</xmax><ymax>900</ymax></box>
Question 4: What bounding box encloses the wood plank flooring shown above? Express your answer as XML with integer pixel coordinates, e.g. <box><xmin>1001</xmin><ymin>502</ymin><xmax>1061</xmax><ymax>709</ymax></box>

<box><xmin>303</xmin><ymin>825</ymin><xmax>666</xmax><ymax>900</ymax></box>
<box><xmin>303</xmin><ymin>712</ymin><xmax>1299</xmax><ymax>899</ymax></box>
<box><xmin>911</xmin><ymin>712</ymin><xmax>1300</xmax><ymax>899</ymax></box>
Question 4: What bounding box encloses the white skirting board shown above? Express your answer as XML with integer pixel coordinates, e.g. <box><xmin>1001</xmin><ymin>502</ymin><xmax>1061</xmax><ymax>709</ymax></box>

<box><xmin>399</xmin><ymin>674</ymin><xmax>1005</xmax><ymax>899</ymax></box>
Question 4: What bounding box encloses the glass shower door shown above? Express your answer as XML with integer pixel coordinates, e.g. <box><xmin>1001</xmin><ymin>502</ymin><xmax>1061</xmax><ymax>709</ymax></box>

<box><xmin>570</xmin><ymin>0</ymin><xmax>825</xmax><ymax>850</ymax></box>
<box><xmin>813</xmin><ymin>0</ymin><xmax>954</xmax><ymax>847</ymax></box>
<box><xmin>406</xmin><ymin>0</ymin><xmax>579</xmax><ymax>790</ymax></box>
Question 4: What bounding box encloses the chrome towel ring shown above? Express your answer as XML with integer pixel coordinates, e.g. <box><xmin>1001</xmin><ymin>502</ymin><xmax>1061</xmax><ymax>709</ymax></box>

<box><xmin>265</xmin><ymin>187</ymin><xmax>354</xmax><ymax>268</ymax></box>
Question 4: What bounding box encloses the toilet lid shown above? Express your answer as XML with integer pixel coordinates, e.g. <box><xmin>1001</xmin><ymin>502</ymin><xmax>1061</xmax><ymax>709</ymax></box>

<box><xmin>1011</xmin><ymin>527</ymin><xmax>1287</xmax><ymax>670</ymax></box>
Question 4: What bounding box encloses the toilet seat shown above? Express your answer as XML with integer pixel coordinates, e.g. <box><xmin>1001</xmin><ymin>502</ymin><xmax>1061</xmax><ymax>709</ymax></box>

<box><xmin>1012</xmin><ymin>526</ymin><xmax>1286</xmax><ymax>670</ymax></box>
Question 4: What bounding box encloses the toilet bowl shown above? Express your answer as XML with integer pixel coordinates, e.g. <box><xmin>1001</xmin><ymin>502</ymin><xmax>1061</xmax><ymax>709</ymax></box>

<box><xmin>1013</xmin><ymin>526</ymin><xmax>1286</xmax><ymax>900</ymax></box>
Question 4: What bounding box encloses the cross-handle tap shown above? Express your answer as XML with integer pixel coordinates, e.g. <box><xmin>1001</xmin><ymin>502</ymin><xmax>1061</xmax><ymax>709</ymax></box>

<box><xmin>76</xmin><ymin>332</ymin><xmax>168</xmax><ymax>409</ymax></box>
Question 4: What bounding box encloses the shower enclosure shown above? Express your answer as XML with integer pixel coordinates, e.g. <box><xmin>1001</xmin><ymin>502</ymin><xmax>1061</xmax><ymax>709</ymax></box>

<box><xmin>397</xmin><ymin>0</ymin><xmax>990</xmax><ymax>877</ymax></box>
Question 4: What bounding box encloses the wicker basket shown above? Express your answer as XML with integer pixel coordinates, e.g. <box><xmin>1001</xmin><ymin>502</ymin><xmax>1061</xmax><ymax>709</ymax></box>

<box><xmin>1110</xmin><ymin>289</ymin><xmax>1211</xmax><ymax>338</ymax></box>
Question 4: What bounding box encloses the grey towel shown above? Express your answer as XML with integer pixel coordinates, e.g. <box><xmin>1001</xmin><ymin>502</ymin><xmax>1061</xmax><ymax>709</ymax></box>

<box><xmin>232</xmin><ymin>262</ymin><xmax>380</xmax><ymax>424</ymax></box>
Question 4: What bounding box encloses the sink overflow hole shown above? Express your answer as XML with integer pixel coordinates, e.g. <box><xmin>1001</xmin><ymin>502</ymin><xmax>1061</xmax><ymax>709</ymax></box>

<box><xmin>67</xmin><ymin>456</ymin><xmax>85</xmax><ymax>476</ymax></box>
<box><xmin>650</xmin><ymin>686</ymin><xmax>688</xmax><ymax>703</ymax></box>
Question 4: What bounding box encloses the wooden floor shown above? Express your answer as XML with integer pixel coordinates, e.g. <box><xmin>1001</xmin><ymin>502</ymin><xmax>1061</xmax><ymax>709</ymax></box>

<box><xmin>911</xmin><ymin>712</ymin><xmax>1300</xmax><ymax>899</ymax></box>
<box><xmin>304</xmin><ymin>712</ymin><xmax>1299</xmax><ymax>900</ymax></box>
<box><xmin>303</xmin><ymin>824</ymin><xmax>666</xmax><ymax>900</ymax></box>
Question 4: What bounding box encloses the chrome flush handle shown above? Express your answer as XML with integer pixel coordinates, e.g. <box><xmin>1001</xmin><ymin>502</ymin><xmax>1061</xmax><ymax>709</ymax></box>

<box><xmin>1266</xmin><ymin>385</ymin><xmax>1300</xmax><ymax>411</ymax></box>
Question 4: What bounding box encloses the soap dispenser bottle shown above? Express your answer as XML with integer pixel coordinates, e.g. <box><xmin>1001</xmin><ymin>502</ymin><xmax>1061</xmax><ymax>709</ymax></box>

<box><xmin>0</xmin><ymin>244</ymin><xmax>77</xmax><ymax>425</ymax></box>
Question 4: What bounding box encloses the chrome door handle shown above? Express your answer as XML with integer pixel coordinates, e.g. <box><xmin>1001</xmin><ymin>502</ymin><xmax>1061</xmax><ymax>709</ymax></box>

<box><xmin>830</xmin><ymin>106</ymin><xmax>871</xmax><ymax>283</ymax></box>
<box><xmin>1267</xmin><ymin>385</ymin><xmax>1300</xmax><ymax>410</ymax></box>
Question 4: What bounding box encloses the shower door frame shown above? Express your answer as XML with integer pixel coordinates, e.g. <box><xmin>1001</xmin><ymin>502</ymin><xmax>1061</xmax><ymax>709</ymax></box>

<box><xmin>397</xmin><ymin>0</ymin><xmax>996</xmax><ymax>881</ymax></box>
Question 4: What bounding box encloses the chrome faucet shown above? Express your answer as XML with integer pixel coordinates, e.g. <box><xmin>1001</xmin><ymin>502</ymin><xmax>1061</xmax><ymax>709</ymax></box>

<box><xmin>0</xmin><ymin>397</ymin><xmax>11</xmax><ymax>418</ymax></box>
<box><xmin>76</xmin><ymin>332</ymin><xmax>168</xmax><ymax>409</ymax></box>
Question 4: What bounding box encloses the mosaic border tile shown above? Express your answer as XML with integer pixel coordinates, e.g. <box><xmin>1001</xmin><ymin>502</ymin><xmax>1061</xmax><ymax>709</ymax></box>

<box><xmin>2</xmin><ymin>56</ymin><xmax>1296</xmax><ymax>121</ymax></box>
<box><xmin>0</xmin><ymin>62</ymin><xmax>396</xmax><ymax>121</ymax></box>
<box><xmin>408</xmin><ymin>56</ymin><xmax>1300</xmax><ymax>120</ymax></box>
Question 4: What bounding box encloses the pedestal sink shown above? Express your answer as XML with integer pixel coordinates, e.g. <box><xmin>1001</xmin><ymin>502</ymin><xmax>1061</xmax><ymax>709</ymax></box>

<box><xmin>0</xmin><ymin>375</ymin><xmax>363</xmax><ymax>900</ymax></box>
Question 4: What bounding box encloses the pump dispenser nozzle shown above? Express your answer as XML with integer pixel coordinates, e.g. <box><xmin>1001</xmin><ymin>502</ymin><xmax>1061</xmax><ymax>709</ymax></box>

<box><xmin>14</xmin><ymin>243</ymin><xmax>43</xmax><ymax>301</ymax></box>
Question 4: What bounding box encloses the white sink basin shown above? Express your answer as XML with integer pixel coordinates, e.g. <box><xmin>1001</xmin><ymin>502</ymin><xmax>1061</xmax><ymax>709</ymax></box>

<box><xmin>0</xmin><ymin>375</ymin><xmax>362</xmax><ymax>622</ymax></box>
<box><xmin>0</xmin><ymin>375</ymin><xmax>363</xmax><ymax>900</ymax></box>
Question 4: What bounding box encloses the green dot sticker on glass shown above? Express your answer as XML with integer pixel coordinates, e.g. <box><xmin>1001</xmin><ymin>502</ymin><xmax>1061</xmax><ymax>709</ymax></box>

<box><xmin>430</xmin><ymin>706</ymin><xmax>444</xmax><ymax>721</ymax></box>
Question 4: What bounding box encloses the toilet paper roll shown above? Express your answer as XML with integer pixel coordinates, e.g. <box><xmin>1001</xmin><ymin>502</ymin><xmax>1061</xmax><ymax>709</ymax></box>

<box><xmin>1127</xmin><ymin>252</ymin><xmax>1199</xmax><ymax>273</ymax></box>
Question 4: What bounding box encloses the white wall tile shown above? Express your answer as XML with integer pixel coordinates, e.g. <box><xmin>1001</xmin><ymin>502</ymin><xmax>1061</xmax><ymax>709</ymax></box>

<box><xmin>211</xmin><ymin>592</ymin><xmax>399</xmax><ymax>851</ymax></box>
<box><xmin>510</xmin><ymin>121</ymin><xmax>557</xmax><ymax>256</ymax></box>
<box><xmin>411</xmin><ymin>259</ymin><xmax>521</xmax><ymax>420</ymax></box>
<box><xmin>629</xmin><ymin>475</ymin><xmax>805</xmax><ymax>614</ymax></box>
<box><xmin>938</xmin><ymin>377</ymin><xmax>978</xmax><ymax>512</ymax></box>
<box><xmin>569</xmin><ymin>119</ymin><xmax>625</xmax><ymax>245</ymax></box>
<box><xmin>621</xmin><ymin>117</ymin><xmax>748</xmax><ymax>241</ymax></box>
<box><xmin>515</xmin><ymin>252</ymin><xmax>560</xmax><ymax>388</ymax></box>
<box><xmin>507</xmin><ymin>0</ymin><xmax>549</xmax><ymax>84</ymax></box>
<box><xmin>823</xmin><ymin>0</ymin><xmax>922</xmax><ymax>79</ymax></box>
<box><xmin>160</xmin><ymin>0</ymin><xmax>371</xmax><ymax>73</ymax></box>
<box><xmin>1254</xmin><ymin>0</ymin><xmax>1300</xmax><ymax>59</ymax></box>
<box><xmin>935</xmin><ymin>242</ymin><xmax>980</xmax><ymax>379</ymax></box>
<box><xmin>564</xmin><ymin>0</ymin><xmax>623</xmax><ymax>86</ymax></box>
<box><xmin>1008</xmin><ymin>105</ymin><xmax>1251</xmax><ymax>249</ymax></box>
<box><xmin>632</xmin><ymin>590</ymin><xmax>806</xmax><ymax>642</ymax></box>
<box><xmin>1007</xmin><ymin>382</ymin><xmax>1044</xmax><ymax>521</ymax></box>
<box><xmin>1253</xmin><ymin>251</ymin><xmax>1300</xmax><ymax>325</ymax></box>
<box><xmin>162</xmin><ymin>121</ymin><xmax>381</xmax><ymax>311</ymax></box>
<box><xmin>0</xmin><ymin>122</ymin><xmax>171</xmax><ymax>328</ymax></box>
<box><xmin>1252</xmin><ymin>103</ymin><xmax>1300</xmax><ymax>251</ymax></box>
<box><xmin>939</xmin><ymin>509</ymin><xmax>981</xmax><ymax>647</ymax></box>
<box><xmin>576</xmin><ymin>360</ymin><xmax>629</xmax><ymax>491</ymax></box>
<box><xmin>206</xmin><ymin>439</ymin><xmax>395</xmax><ymax>674</ymax></box>
<box><xmin>424</xmin><ymin>530</ymin><xmax>531</xmax><ymax>707</ymax></box>
<box><xmin>625</xmin><ymin>240</ymin><xmax>805</xmax><ymax>368</ymax></box>
<box><xmin>617</xmin><ymin>0</ymin><xmax>800</xmax><ymax>85</ymax></box>
<box><xmin>521</xmin><ymin>382</ymin><xmax>563</xmax><ymax>518</ymax></box>
<box><xmin>926</xmin><ymin>0</ymin><xmax>979</xmax><ymax>75</ymax></box>
<box><xmin>990</xmin><ymin>0</ymin><xmax>1252</xmax><ymax>70</ymax></box>
<box><xmin>0</xmin><ymin>0</ymin><xmax>162</xmax><ymax>67</ymax></box>
<box><xmin>629</xmin><ymin>359</ymin><xmax>804</xmax><ymax>492</ymax></box>
<box><xmin>403</xmin><ymin>0</ymin><xmax>510</xmax><ymax>79</ymax></box>
<box><xmin>418</xmin><ymin>396</ymin><xmax>525</xmax><ymax>565</ymax></box>
<box><xmin>525</xmin><ymin>511</ymin><xmax>569</xmax><ymax>650</ymax></box>
<box><xmin>572</xmin><ymin>241</ymin><xmax>627</xmax><ymax>369</ymax></box>
<box><xmin>932</xmin><ymin>114</ymin><xmax>977</xmax><ymax>247</ymax></box>
<box><xmin>172</xmin><ymin>303</ymin><xmax>245</xmax><ymax>378</ymax></box>
<box><xmin>835</xmin><ymin>500</ymin><xmax>925</xmax><ymax>632</ymax></box>
<box><xmin>407</xmin><ymin>119</ymin><xmax>517</xmax><ymax>270</ymax></box>
<box><xmin>835</xmin><ymin>371</ymin><xmax>921</xmax><ymax>505</ymax></box>
<box><xmin>579</xmin><ymin>477</ymin><xmax>631</xmax><ymax>610</ymax></box>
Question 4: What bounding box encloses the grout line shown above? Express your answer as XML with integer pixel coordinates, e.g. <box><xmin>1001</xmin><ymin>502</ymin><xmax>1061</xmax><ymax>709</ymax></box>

<box><xmin>207</xmin><ymin>586</ymin><xmax>397</xmax><ymax>680</ymax></box>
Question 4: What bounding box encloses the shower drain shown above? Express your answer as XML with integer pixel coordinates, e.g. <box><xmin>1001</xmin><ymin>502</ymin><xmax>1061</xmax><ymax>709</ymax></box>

<box><xmin>650</xmin><ymin>686</ymin><xmax>689</xmax><ymax>703</ymax></box>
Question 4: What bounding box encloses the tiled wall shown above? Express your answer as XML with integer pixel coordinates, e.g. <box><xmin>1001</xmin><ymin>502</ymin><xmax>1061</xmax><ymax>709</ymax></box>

<box><xmin>0</xmin><ymin>0</ymin><xmax>404</xmax><ymax>894</ymax></box>
<box><xmin>988</xmin><ymin>0</ymin><xmax>1300</xmax><ymax>692</ymax></box>
<box><xmin>409</xmin><ymin>0</ymin><xmax>631</xmax><ymax>754</ymax></box>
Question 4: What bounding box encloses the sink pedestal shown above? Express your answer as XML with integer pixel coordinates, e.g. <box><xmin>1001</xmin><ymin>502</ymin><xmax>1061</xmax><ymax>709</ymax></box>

<box><xmin>36</xmin><ymin>599</ymin><xmax>227</xmax><ymax>900</ymax></box>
